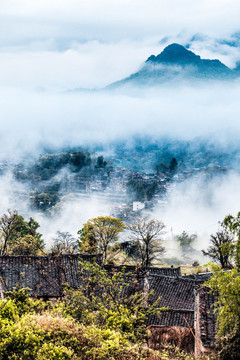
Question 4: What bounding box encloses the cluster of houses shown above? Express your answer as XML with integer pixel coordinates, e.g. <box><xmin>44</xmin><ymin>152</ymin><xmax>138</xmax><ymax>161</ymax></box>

<box><xmin>0</xmin><ymin>254</ymin><xmax>217</xmax><ymax>357</ymax></box>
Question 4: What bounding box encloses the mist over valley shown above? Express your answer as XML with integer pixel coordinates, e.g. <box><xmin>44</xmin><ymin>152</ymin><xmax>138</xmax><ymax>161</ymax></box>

<box><xmin>1</xmin><ymin>3</ymin><xmax>240</xmax><ymax>264</ymax></box>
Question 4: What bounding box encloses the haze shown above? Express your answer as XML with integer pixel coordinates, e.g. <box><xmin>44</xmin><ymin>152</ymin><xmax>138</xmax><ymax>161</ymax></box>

<box><xmin>0</xmin><ymin>0</ymin><xmax>240</xmax><ymax>256</ymax></box>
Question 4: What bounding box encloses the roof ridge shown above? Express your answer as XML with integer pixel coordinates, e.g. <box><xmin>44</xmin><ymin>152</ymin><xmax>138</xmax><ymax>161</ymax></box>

<box><xmin>148</xmin><ymin>274</ymin><xmax>203</xmax><ymax>282</ymax></box>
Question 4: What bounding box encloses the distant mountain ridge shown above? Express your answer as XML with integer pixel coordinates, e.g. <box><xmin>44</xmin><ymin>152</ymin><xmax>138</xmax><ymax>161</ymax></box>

<box><xmin>146</xmin><ymin>43</ymin><xmax>228</xmax><ymax>70</ymax></box>
<box><xmin>108</xmin><ymin>43</ymin><xmax>239</xmax><ymax>88</ymax></box>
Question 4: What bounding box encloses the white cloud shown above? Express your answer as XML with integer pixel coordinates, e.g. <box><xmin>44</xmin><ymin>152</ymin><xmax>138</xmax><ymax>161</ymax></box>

<box><xmin>0</xmin><ymin>0</ymin><xmax>240</xmax><ymax>89</ymax></box>
<box><xmin>0</xmin><ymin>0</ymin><xmax>240</xmax><ymax>254</ymax></box>
<box><xmin>0</xmin><ymin>40</ymin><xmax>163</xmax><ymax>89</ymax></box>
<box><xmin>0</xmin><ymin>82</ymin><xmax>239</xmax><ymax>162</ymax></box>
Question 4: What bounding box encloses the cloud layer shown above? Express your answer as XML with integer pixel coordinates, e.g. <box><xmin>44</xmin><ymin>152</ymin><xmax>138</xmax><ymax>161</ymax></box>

<box><xmin>0</xmin><ymin>0</ymin><xmax>240</xmax><ymax>90</ymax></box>
<box><xmin>0</xmin><ymin>0</ymin><xmax>240</xmax><ymax>257</ymax></box>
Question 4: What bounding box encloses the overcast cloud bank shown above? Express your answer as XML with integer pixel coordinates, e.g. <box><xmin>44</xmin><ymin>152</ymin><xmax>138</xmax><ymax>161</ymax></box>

<box><xmin>0</xmin><ymin>0</ymin><xmax>240</xmax><ymax>257</ymax></box>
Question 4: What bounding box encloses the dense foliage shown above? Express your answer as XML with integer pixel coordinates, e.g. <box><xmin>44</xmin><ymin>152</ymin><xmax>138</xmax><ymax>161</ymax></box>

<box><xmin>78</xmin><ymin>216</ymin><xmax>125</xmax><ymax>261</ymax></box>
<box><xmin>24</xmin><ymin>150</ymin><xmax>92</xmax><ymax>181</ymax></box>
<box><xmin>127</xmin><ymin>179</ymin><xmax>158</xmax><ymax>201</ymax></box>
<box><xmin>202</xmin><ymin>231</ymin><xmax>234</xmax><ymax>269</ymax></box>
<box><xmin>222</xmin><ymin>212</ymin><xmax>240</xmax><ymax>269</ymax></box>
<box><xmin>206</xmin><ymin>265</ymin><xmax>240</xmax><ymax>360</ymax></box>
<box><xmin>0</xmin><ymin>210</ymin><xmax>45</xmax><ymax>255</ymax></box>
<box><xmin>61</xmin><ymin>261</ymin><xmax>163</xmax><ymax>343</ymax></box>
<box><xmin>0</xmin><ymin>265</ymin><xmax>195</xmax><ymax>360</ymax></box>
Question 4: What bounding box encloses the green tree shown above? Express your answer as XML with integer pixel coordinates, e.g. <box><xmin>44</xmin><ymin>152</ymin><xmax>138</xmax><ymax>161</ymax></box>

<box><xmin>9</xmin><ymin>235</ymin><xmax>44</xmax><ymax>256</ymax></box>
<box><xmin>206</xmin><ymin>266</ymin><xmax>240</xmax><ymax>360</ymax></box>
<box><xmin>78</xmin><ymin>216</ymin><xmax>125</xmax><ymax>261</ymax></box>
<box><xmin>62</xmin><ymin>261</ymin><xmax>162</xmax><ymax>344</ymax></box>
<box><xmin>202</xmin><ymin>231</ymin><xmax>234</xmax><ymax>269</ymax></box>
<box><xmin>78</xmin><ymin>223</ymin><xmax>97</xmax><ymax>254</ymax></box>
<box><xmin>222</xmin><ymin>212</ymin><xmax>240</xmax><ymax>270</ymax></box>
<box><xmin>155</xmin><ymin>158</ymin><xmax>178</xmax><ymax>175</ymax></box>
<box><xmin>127</xmin><ymin>179</ymin><xmax>158</xmax><ymax>201</ymax></box>
<box><xmin>175</xmin><ymin>231</ymin><xmax>197</xmax><ymax>254</ymax></box>
<box><xmin>128</xmin><ymin>217</ymin><xmax>165</xmax><ymax>267</ymax></box>
<box><xmin>0</xmin><ymin>210</ymin><xmax>44</xmax><ymax>255</ymax></box>
<box><xmin>31</xmin><ymin>192</ymin><xmax>59</xmax><ymax>211</ymax></box>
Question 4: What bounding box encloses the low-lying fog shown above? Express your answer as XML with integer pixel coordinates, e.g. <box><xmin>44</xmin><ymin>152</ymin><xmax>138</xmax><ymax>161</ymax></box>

<box><xmin>0</xmin><ymin>82</ymin><xmax>240</xmax><ymax>261</ymax></box>
<box><xmin>1</xmin><ymin>0</ymin><xmax>240</xmax><ymax>261</ymax></box>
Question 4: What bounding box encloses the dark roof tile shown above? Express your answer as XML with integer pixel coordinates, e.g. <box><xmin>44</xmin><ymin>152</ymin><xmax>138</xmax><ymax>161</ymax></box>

<box><xmin>0</xmin><ymin>254</ymin><xmax>102</xmax><ymax>298</ymax></box>
<box><xmin>147</xmin><ymin>309</ymin><xmax>194</xmax><ymax>328</ymax></box>
<box><xmin>148</xmin><ymin>275</ymin><xmax>203</xmax><ymax>311</ymax></box>
<box><xmin>198</xmin><ymin>287</ymin><xmax>217</xmax><ymax>348</ymax></box>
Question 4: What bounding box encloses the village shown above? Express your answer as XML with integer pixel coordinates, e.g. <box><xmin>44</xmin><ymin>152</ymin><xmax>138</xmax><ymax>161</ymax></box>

<box><xmin>0</xmin><ymin>253</ymin><xmax>216</xmax><ymax>358</ymax></box>
<box><xmin>58</xmin><ymin>162</ymin><xmax>228</xmax><ymax>222</ymax></box>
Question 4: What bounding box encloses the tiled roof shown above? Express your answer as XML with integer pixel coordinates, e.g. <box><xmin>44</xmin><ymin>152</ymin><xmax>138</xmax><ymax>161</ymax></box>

<box><xmin>104</xmin><ymin>265</ymin><xmax>181</xmax><ymax>277</ymax></box>
<box><xmin>147</xmin><ymin>309</ymin><xmax>194</xmax><ymax>328</ymax></box>
<box><xmin>147</xmin><ymin>275</ymin><xmax>204</xmax><ymax>329</ymax></box>
<box><xmin>0</xmin><ymin>254</ymin><xmax>102</xmax><ymax>298</ymax></box>
<box><xmin>0</xmin><ymin>255</ymin><xmax>217</xmax><ymax>342</ymax></box>
<box><xmin>198</xmin><ymin>287</ymin><xmax>217</xmax><ymax>349</ymax></box>
<box><xmin>148</xmin><ymin>275</ymin><xmax>203</xmax><ymax>311</ymax></box>
<box><xmin>183</xmin><ymin>273</ymin><xmax>212</xmax><ymax>281</ymax></box>
<box><xmin>148</xmin><ymin>267</ymin><xmax>181</xmax><ymax>277</ymax></box>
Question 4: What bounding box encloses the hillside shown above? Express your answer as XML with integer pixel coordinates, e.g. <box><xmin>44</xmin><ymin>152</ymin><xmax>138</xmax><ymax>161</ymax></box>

<box><xmin>108</xmin><ymin>43</ymin><xmax>238</xmax><ymax>88</ymax></box>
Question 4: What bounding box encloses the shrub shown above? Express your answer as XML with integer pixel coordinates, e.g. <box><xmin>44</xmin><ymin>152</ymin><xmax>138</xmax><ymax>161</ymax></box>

<box><xmin>0</xmin><ymin>299</ymin><xmax>18</xmax><ymax>321</ymax></box>
<box><xmin>61</xmin><ymin>262</ymin><xmax>162</xmax><ymax>343</ymax></box>
<box><xmin>36</xmin><ymin>343</ymin><xmax>75</xmax><ymax>360</ymax></box>
<box><xmin>4</xmin><ymin>286</ymin><xmax>52</xmax><ymax>316</ymax></box>
<box><xmin>206</xmin><ymin>266</ymin><xmax>240</xmax><ymax>360</ymax></box>
<box><xmin>0</xmin><ymin>312</ymin><xmax>132</xmax><ymax>360</ymax></box>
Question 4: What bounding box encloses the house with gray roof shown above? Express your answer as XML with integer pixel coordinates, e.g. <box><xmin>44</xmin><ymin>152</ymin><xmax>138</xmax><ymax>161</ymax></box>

<box><xmin>0</xmin><ymin>255</ymin><xmax>216</xmax><ymax>356</ymax></box>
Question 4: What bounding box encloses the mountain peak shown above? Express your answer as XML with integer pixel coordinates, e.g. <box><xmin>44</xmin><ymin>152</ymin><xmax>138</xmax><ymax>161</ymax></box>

<box><xmin>146</xmin><ymin>43</ymin><xmax>201</xmax><ymax>65</ymax></box>
<box><xmin>106</xmin><ymin>43</ymin><xmax>235</xmax><ymax>89</ymax></box>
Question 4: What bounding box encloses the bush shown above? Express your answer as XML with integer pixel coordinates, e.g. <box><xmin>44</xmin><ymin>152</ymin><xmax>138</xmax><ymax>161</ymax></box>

<box><xmin>216</xmin><ymin>325</ymin><xmax>240</xmax><ymax>360</ymax></box>
<box><xmin>0</xmin><ymin>283</ymin><xmax>195</xmax><ymax>359</ymax></box>
<box><xmin>0</xmin><ymin>312</ymin><xmax>135</xmax><ymax>360</ymax></box>
<box><xmin>36</xmin><ymin>343</ymin><xmax>75</xmax><ymax>360</ymax></box>
<box><xmin>0</xmin><ymin>299</ymin><xmax>18</xmax><ymax>321</ymax></box>
<box><xmin>61</xmin><ymin>262</ymin><xmax>162</xmax><ymax>343</ymax></box>
<box><xmin>206</xmin><ymin>266</ymin><xmax>240</xmax><ymax>360</ymax></box>
<box><xmin>4</xmin><ymin>286</ymin><xmax>51</xmax><ymax>316</ymax></box>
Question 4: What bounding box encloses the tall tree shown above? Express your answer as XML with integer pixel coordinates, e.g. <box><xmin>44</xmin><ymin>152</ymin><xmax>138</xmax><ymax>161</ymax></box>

<box><xmin>9</xmin><ymin>235</ymin><xmax>44</xmax><ymax>256</ymax></box>
<box><xmin>95</xmin><ymin>155</ymin><xmax>107</xmax><ymax>168</ymax></box>
<box><xmin>206</xmin><ymin>266</ymin><xmax>240</xmax><ymax>360</ymax></box>
<box><xmin>202</xmin><ymin>231</ymin><xmax>234</xmax><ymax>269</ymax></box>
<box><xmin>51</xmin><ymin>231</ymin><xmax>78</xmax><ymax>255</ymax></box>
<box><xmin>78</xmin><ymin>216</ymin><xmax>125</xmax><ymax>261</ymax></box>
<box><xmin>0</xmin><ymin>210</ymin><xmax>44</xmax><ymax>255</ymax></box>
<box><xmin>222</xmin><ymin>212</ymin><xmax>240</xmax><ymax>270</ymax></box>
<box><xmin>128</xmin><ymin>217</ymin><xmax>165</xmax><ymax>267</ymax></box>
<box><xmin>175</xmin><ymin>231</ymin><xmax>197</xmax><ymax>254</ymax></box>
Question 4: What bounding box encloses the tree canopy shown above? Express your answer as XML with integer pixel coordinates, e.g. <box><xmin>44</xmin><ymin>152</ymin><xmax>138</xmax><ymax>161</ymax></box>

<box><xmin>0</xmin><ymin>210</ymin><xmax>44</xmax><ymax>255</ymax></box>
<box><xmin>206</xmin><ymin>266</ymin><xmax>240</xmax><ymax>360</ymax></box>
<box><xmin>202</xmin><ymin>231</ymin><xmax>234</xmax><ymax>269</ymax></box>
<box><xmin>51</xmin><ymin>231</ymin><xmax>78</xmax><ymax>255</ymax></box>
<box><xmin>78</xmin><ymin>216</ymin><xmax>125</xmax><ymax>261</ymax></box>
<box><xmin>175</xmin><ymin>231</ymin><xmax>197</xmax><ymax>253</ymax></box>
<box><xmin>222</xmin><ymin>212</ymin><xmax>240</xmax><ymax>269</ymax></box>
<box><xmin>128</xmin><ymin>217</ymin><xmax>165</xmax><ymax>267</ymax></box>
